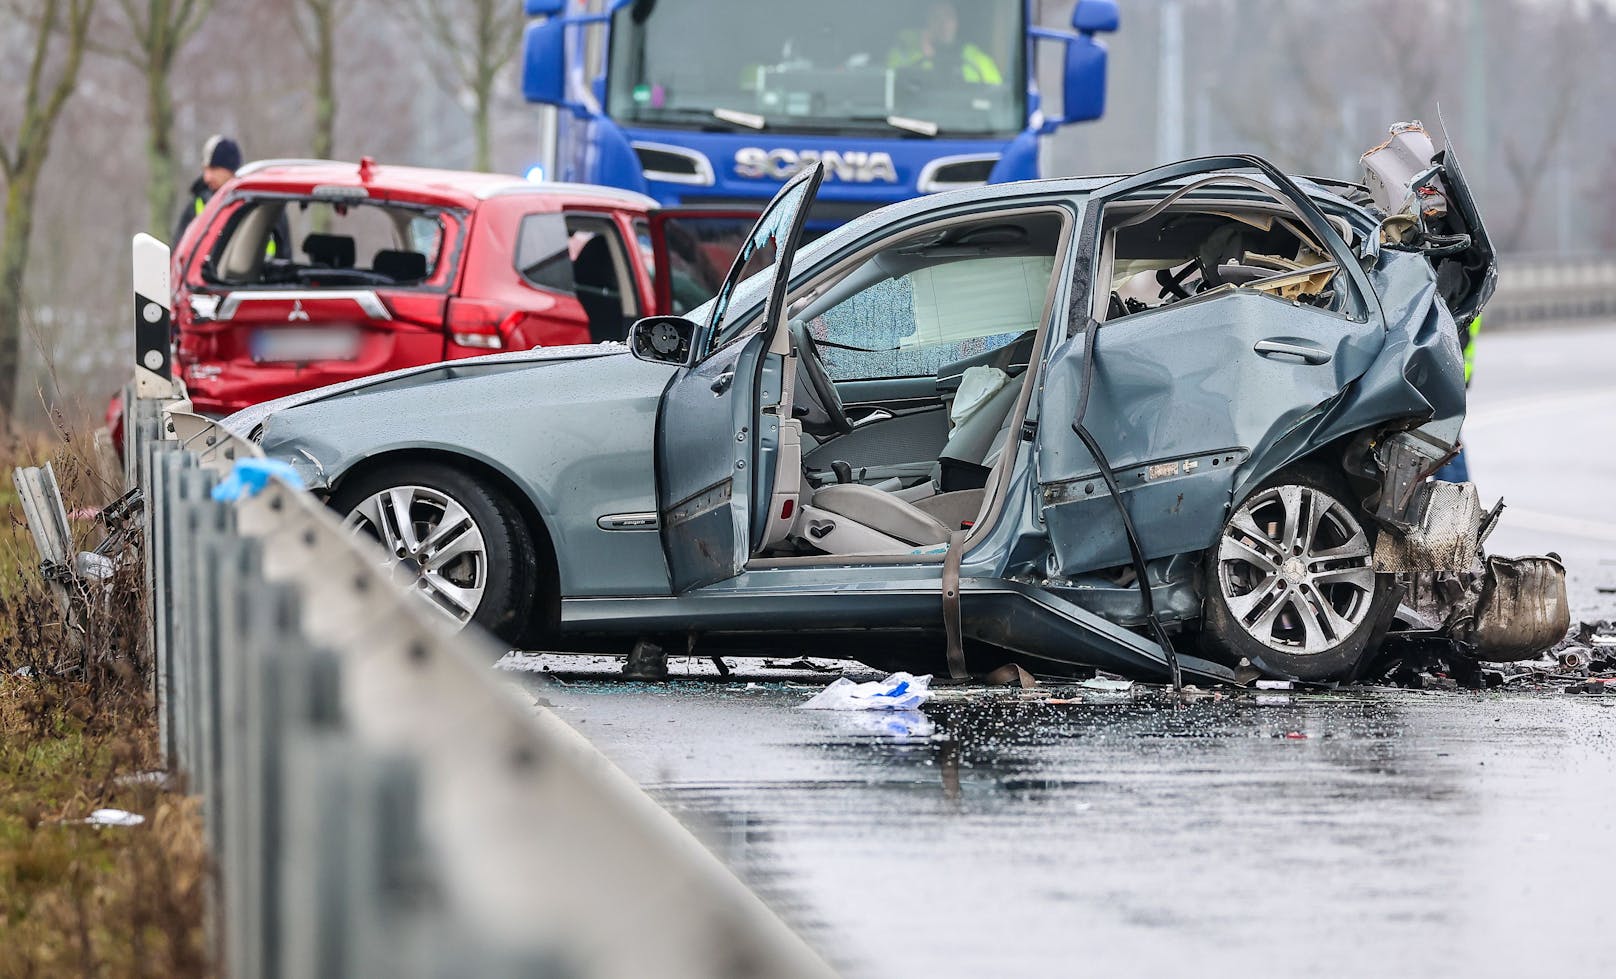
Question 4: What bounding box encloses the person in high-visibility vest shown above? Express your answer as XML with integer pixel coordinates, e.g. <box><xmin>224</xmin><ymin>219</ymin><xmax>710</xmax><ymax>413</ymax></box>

<box><xmin>1436</xmin><ymin>313</ymin><xmax>1483</xmax><ymax>482</ymax></box>
<box><xmin>888</xmin><ymin>1</ymin><xmax>1003</xmax><ymax>85</ymax></box>
<box><xmin>1462</xmin><ymin>313</ymin><xmax>1481</xmax><ymax>384</ymax></box>
<box><xmin>174</xmin><ymin>135</ymin><xmax>243</xmax><ymax>243</ymax></box>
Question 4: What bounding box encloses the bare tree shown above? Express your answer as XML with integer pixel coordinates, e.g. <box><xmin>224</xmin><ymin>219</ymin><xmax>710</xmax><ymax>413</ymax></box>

<box><xmin>291</xmin><ymin>0</ymin><xmax>346</xmax><ymax>158</ymax></box>
<box><xmin>403</xmin><ymin>0</ymin><xmax>524</xmax><ymax>171</ymax></box>
<box><xmin>1488</xmin><ymin>1</ymin><xmax>1589</xmax><ymax>251</ymax></box>
<box><xmin>104</xmin><ymin>0</ymin><xmax>215</xmax><ymax>235</ymax></box>
<box><xmin>0</xmin><ymin>0</ymin><xmax>97</xmax><ymax>418</ymax></box>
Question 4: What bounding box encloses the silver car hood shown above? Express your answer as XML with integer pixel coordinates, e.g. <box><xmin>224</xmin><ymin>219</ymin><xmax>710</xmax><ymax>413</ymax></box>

<box><xmin>222</xmin><ymin>342</ymin><xmax>629</xmax><ymax>436</ymax></box>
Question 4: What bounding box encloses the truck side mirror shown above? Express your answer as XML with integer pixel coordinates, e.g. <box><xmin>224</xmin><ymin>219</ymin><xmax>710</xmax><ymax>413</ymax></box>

<box><xmin>628</xmin><ymin>316</ymin><xmax>698</xmax><ymax>366</ymax></box>
<box><xmin>522</xmin><ymin>18</ymin><xmax>567</xmax><ymax>107</ymax></box>
<box><xmin>1061</xmin><ymin>35</ymin><xmax>1109</xmax><ymax>124</ymax></box>
<box><xmin>1071</xmin><ymin>0</ymin><xmax>1120</xmax><ymax>33</ymax></box>
<box><xmin>1054</xmin><ymin>1</ymin><xmax>1117</xmax><ymax>126</ymax></box>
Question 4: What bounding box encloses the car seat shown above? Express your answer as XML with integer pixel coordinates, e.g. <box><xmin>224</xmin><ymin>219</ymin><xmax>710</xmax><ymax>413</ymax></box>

<box><xmin>373</xmin><ymin>249</ymin><xmax>428</xmax><ymax>283</ymax></box>
<box><xmin>303</xmin><ymin>233</ymin><xmax>356</xmax><ymax>269</ymax></box>
<box><xmin>571</xmin><ymin>236</ymin><xmax>626</xmax><ymax>343</ymax></box>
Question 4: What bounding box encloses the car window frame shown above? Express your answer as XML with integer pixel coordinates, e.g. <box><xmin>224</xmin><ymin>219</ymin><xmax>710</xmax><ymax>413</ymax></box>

<box><xmin>513</xmin><ymin>207</ymin><xmax>643</xmax><ymax>319</ymax></box>
<box><xmin>711</xmin><ymin>198</ymin><xmax>1084</xmax><ymax>375</ymax></box>
<box><xmin>697</xmin><ymin>165</ymin><xmax>823</xmax><ymax>361</ymax></box>
<box><xmin>190</xmin><ymin>191</ymin><xmax>466</xmax><ymax>294</ymax></box>
<box><xmin>1069</xmin><ymin>157</ymin><xmax>1385</xmax><ymax>340</ymax></box>
<box><xmin>1090</xmin><ymin>191</ymin><xmax>1369</xmax><ymax>331</ymax></box>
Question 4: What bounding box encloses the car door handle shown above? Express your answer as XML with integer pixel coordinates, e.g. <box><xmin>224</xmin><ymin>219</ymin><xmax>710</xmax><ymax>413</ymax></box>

<box><xmin>710</xmin><ymin>371</ymin><xmax>734</xmax><ymax>394</ymax></box>
<box><xmin>1254</xmin><ymin>338</ymin><xmax>1332</xmax><ymax>365</ymax></box>
<box><xmin>852</xmin><ymin>408</ymin><xmax>894</xmax><ymax>428</ymax></box>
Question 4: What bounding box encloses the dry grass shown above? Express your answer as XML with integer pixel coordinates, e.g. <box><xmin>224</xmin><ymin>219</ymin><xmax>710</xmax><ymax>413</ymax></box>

<box><xmin>0</xmin><ymin>422</ymin><xmax>210</xmax><ymax>978</ymax></box>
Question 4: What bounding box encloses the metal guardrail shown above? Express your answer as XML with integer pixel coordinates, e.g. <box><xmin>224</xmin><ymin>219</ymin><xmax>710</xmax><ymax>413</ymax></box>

<box><xmin>122</xmin><ymin>394</ymin><xmax>835</xmax><ymax>978</ymax></box>
<box><xmin>1489</xmin><ymin>255</ymin><xmax>1616</xmax><ymax>328</ymax></box>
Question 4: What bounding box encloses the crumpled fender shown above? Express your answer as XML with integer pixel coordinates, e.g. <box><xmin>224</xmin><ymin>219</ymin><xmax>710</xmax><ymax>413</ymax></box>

<box><xmin>1320</xmin><ymin>251</ymin><xmax>1467</xmax><ymax>446</ymax></box>
<box><xmin>1230</xmin><ymin>250</ymin><xmax>1468</xmax><ymax>499</ymax></box>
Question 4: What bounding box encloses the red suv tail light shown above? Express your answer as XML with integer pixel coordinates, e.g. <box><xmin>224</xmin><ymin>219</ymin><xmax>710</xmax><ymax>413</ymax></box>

<box><xmin>446</xmin><ymin>298</ymin><xmax>516</xmax><ymax>350</ymax></box>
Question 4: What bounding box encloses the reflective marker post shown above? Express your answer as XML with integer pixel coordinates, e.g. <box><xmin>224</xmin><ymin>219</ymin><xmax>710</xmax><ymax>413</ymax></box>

<box><xmin>133</xmin><ymin>233</ymin><xmax>179</xmax><ymax>398</ymax></box>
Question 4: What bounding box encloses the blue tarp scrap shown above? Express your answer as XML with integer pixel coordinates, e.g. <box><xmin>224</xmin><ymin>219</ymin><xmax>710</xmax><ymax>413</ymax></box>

<box><xmin>211</xmin><ymin>458</ymin><xmax>305</xmax><ymax>502</ymax></box>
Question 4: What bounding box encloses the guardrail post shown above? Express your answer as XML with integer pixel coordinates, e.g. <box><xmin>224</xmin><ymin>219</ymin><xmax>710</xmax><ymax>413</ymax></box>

<box><xmin>176</xmin><ymin>469</ymin><xmax>221</xmax><ymax>794</ymax></box>
<box><xmin>129</xmin><ymin>450</ymin><xmax>834</xmax><ymax>976</ymax></box>
<box><xmin>150</xmin><ymin>449</ymin><xmax>194</xmax><ymax>767</ymax></box>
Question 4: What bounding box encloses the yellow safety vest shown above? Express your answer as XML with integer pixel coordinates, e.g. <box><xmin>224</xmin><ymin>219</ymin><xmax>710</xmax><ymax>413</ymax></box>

<box><xmin>194</xmin><ymin>195</ymin><xmax>277</xmax><ymax>258</ymax></box>
<box><xmin>889</xmin><ymin>35</ymin><xmax>1004</xmax><ymax>85</ymax></box>
<box><xmin>1462</xmin><ymin>314</ymin><xmax>1481</xmax><ymax>384</ymax></box>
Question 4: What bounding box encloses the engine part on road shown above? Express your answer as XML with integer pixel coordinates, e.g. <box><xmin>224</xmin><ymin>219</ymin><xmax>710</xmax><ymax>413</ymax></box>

<box><xmin>1558</xmin><ymin>647</ymin><xmax>1591</xmax><ymax>671</ymax></box>
<box><xmin>1462</xmin><ymin>554</ymin><xmax>1572</xmax><ymax>662</ymax></box>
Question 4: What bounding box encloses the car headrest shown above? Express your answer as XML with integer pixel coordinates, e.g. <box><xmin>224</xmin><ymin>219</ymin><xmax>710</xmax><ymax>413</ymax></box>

<box><xmin>302</xmin><ymin>233</ymin><xmax>356</xmax><ymax>268</ymax></box>
<box><xmin>373</xmin><ymin>249</ymin><xmax>428</xmax><ymax>283</ymax></box>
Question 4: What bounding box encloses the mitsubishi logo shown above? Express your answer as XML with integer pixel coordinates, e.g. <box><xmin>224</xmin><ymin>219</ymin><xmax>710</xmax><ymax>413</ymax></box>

<box><xmin>734</xmin><ymin>148</ymin><xmax>899</xmax><ymax>184</ymax></box>
<box><xmin>287</xmin><ymin>299</ymin><xmax>310</xmax><ymax>322</ymax></box>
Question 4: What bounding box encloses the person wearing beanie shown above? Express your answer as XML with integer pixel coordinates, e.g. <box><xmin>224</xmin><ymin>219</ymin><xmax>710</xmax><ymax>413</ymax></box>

<box><xmin>174</xmin><ymin>135</ymin><xmax>244</xmax><ymax>243</ymax></box>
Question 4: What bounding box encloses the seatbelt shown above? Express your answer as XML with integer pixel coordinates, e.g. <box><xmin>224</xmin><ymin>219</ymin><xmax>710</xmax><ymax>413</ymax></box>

<box><xmin>942</xmin><ymin>528</ymin><xmax>969</xmax><ymax>680</ymax></box>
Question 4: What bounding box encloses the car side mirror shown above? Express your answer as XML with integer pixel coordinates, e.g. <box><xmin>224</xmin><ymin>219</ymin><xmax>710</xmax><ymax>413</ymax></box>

<box><xmin>629</xmin><ymin>315</ymin><xmax>698</xmax><ymax>366</ymax></box>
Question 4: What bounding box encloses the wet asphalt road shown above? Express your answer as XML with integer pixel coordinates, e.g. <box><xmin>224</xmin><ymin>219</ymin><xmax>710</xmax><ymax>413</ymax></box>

<box><xmin>505</xmin><ymin>323</ymin><xmax>1616</xmax><ymax>977</ymax></box>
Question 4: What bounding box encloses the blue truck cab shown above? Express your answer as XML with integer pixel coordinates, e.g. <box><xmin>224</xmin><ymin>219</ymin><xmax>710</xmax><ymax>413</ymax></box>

<box><xmin>521</xmin><ymin>0</ymin><xmax>1118</xmax><ymax>222</ymax></box>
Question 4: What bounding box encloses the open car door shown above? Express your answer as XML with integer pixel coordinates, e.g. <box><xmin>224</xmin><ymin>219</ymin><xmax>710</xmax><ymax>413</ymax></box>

<box><xmin>646</xmin><ymin>208</ymin><xmax>761</xmax><ymax>317</ymax></box>
<box><xmin>655</xmin><ymin>165</ymin><xmax>824</xmax><ymax>592</ymax></box>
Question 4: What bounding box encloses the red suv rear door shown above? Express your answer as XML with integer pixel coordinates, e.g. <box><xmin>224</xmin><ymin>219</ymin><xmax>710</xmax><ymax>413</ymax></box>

<box><xmin>644</xmin><ymin>209</ymin><xmax>760</xmax><ymax>317</ymax></box>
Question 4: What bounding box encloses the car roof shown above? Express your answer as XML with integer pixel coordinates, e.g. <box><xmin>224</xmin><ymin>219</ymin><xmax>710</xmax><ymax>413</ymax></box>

<box><xmin>228</xmin><ymin>159</ymin><xmax>660</xmax><ymax>211</ymax></box>
<box><xmin>810</xmin><ymin>166</ymin><xmax>1374</xmax><ymax>256</ymax></box>
<box><xmin>693</xmin><ymin>161</ymin><xmax>1377</xmax><ymax>330</ymax></box>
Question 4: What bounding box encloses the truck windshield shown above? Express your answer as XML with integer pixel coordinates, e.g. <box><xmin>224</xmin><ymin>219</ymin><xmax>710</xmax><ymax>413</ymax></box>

<box><xmin>606</xmin><ymin>0</ymin><xmax>1025</xmax><ymax>137</ymax></box>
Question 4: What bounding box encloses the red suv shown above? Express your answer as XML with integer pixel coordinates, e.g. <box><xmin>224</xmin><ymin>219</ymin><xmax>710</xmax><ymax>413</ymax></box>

<box><xmin>170</xmin><ymin>158</ymin><xmax>752</xmax><ymax>416</ymax></box>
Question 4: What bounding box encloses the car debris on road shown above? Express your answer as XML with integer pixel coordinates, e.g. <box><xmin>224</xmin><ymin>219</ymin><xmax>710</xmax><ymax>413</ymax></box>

<box><xmin>799</xmin><ymin>672</ymin><xmax>933</xmax><ymax>711</ymax></box>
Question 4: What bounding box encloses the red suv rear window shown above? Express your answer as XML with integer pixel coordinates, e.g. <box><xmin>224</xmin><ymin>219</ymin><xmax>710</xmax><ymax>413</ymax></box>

<box><xmin>203</xmin><ymin>197</ymin><xmax>464</xmax><ymax>291</ymax></box>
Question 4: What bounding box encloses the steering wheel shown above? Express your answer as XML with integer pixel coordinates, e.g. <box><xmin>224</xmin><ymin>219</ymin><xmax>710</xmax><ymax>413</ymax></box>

<box><xmin>788</xmin><ymin>320</ymin><xmax>853</xmax><ymax>438</ymax></box>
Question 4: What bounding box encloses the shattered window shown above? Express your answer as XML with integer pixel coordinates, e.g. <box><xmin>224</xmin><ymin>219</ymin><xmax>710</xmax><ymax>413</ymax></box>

<box><xmin>1099</xmin><ymin>200</ymin><xmax>1362</xmax><ymax>323</ymax></box>
<box><xmin>705</xmin><ymin>173</ymin><xmax>815</xmax><ymax>353</ymax></box>
<box><xmin>812</xmin><ymin>254</ymin><xmax>1054</xmax><ymax>380</ymax></box>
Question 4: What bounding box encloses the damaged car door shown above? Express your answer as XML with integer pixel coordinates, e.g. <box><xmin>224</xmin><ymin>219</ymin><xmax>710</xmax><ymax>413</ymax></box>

<box><xmin>655</xmin><ymin>164</ymin><xmax>824</xmax><ymax>591</ymax></box>
<box><xmin>1038</xmin><ymin>156</ymin><xmax>1388</xmax><ymax>575</ymax></box>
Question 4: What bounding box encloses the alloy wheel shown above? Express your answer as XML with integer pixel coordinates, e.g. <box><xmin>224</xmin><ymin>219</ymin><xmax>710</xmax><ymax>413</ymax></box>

<box><xmin>1217</xmin><ymin>484</ymin><xmax>1376</xmax><ymax>655</ymax></box>
<box><xmin>343</xmin><ymin>485</ymin><xmax>488</xmax><ymax>624</ymax></box>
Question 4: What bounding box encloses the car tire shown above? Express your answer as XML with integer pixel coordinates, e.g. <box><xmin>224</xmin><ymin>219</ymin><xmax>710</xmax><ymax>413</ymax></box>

<box><xmin>329</xmin><ymin>462</ymin><xmax>537</xmax><ymax>646</ymax></box>
<box><xmin>1199</xmin><ymin>465</ymin><xmax>1398</xmax><ymax>682</ymax></box>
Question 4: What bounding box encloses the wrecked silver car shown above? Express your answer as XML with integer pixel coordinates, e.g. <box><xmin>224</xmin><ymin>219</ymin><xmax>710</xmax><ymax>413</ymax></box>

<box><xmin>227</xmin><ymin>123</ymin><xmax>1566</xmax><ymax>684</ymax></box>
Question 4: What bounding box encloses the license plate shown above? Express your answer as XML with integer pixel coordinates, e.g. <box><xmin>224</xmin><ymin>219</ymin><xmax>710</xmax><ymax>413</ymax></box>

<box><xmin>250</xmin><ymin>328</ymin><xmax>360</xmax><ymax>363</ymax></box>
